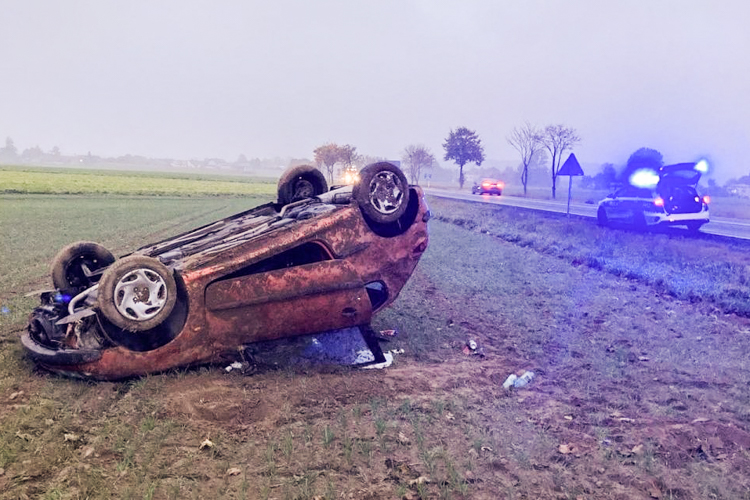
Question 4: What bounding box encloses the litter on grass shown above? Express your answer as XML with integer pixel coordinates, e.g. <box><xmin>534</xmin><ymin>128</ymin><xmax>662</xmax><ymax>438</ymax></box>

<box><xmin>463</xmin><ymin>339</ymin><xmax>485</xmax><ymax>357</ymax></box>
<box><xmin>503</xmin><ymin>371</ymin><xmax>535</xmax><ymax>390</ymax></box>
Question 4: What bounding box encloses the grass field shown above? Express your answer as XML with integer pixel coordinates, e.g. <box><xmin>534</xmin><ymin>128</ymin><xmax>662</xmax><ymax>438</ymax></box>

<box><xmin>0</xmin><ymin>166</ymin><xmax>276</xmax><ymax>197</ymax></box>
<box><xmin>2</xmin><ymin>172</ymin><xmax>750</xmax><ymax>499</ymax></box>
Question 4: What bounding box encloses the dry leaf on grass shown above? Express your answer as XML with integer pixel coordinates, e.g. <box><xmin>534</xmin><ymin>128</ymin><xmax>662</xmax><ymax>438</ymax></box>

<box><xmin>632</xmin><ymin>444</ymin><xmax>645</xmax><ymax>455</ymax></box>
<box><xmin>226</xmin><ymin>468</ymin><xmax>241</xmax><ymax>476</ymax></box>
<box><xmin>199</xmin><ymin>438</ymin><xmax>214</xmax><ymax>450</ymax></box>
<box><xmin>409</xmin><ymin>476</ymin><xmax>430</xmax><ymax>486</ymax></box>
<box><xmin>648</xmin><ymin>481</ymin><xmax>662</xmax><ymax>498</ymax></box>
<box><xmin>64</xmin><ymin>433</ymin><xmax>81</xmax><ymax>442</ymax></box>
<box><xmin>558</xmin><ymin>444</ymin><xmax>576</xmax><ymax>454</ymax></box>
<box><xmin>15</xmin><ymin>431</ymin><xmax>33</xmax><ymax>441</ymax></box>
<box><xmin>397</xmin><ymin>432</ymin><xmax>411</xmax><ymax>445</ymax></box>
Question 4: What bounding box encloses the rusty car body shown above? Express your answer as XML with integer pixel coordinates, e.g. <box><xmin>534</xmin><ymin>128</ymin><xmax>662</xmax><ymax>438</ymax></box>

<box><xmin>22</xmin><ymin>162</ymin><xmax>429</xmax><ymax>379</ymax></box>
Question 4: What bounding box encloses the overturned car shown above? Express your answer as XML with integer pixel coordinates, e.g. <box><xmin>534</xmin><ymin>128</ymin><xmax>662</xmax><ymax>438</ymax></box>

<box><xmin>22</xmin><ymin>162</ymin><xmax>429</xmax><ymax>379</ymax></box>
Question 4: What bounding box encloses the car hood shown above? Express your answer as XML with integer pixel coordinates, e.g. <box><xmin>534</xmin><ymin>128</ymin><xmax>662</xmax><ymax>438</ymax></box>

<box><xmin>658</xmin><ymin>162</ymin><xmax>701</xmax><ymax>187</ymax></box>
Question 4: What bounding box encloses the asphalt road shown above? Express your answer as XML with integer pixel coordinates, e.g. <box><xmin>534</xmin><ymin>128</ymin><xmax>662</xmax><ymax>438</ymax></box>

<box><xmin>424</xmin><ymin>188</ymin><xmax>750</xmax><ymax>241</ymax></box>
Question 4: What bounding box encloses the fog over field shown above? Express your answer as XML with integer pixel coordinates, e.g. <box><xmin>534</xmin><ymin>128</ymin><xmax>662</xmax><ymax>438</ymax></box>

<box><xmin>1</xmin><ymin>1</ymin><xmax>748</xmax><ymax>181</ymax></box>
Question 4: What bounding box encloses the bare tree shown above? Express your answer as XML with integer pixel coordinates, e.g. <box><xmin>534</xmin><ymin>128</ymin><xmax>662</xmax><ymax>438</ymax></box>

<box><xmin>402</xmin><ymin>144</ymin><xmax>435</xmax><ymax>184</ymax></box>
<box><xmin>355</xmin><ymin>154</ymin><xmax>386</xmax><ymax>168</ymax></box>
<box><xmin>507</xmin><ymin>123</ymin><xmax>544</xmax><ymax>196</ymax></box>
<box><xmin>541</xmin><ymin>125</ymin><xmax>581</xmax><ymax>199</ymax></box>
<box><xmin>313</xmin><ymin>143</ymin><xmax>341</xmax><ymax>184</ymax></box>
<box><xmin>338</xmin><ymin>144</ymin><xmax>359</xmax><ymax>167</ymax></box>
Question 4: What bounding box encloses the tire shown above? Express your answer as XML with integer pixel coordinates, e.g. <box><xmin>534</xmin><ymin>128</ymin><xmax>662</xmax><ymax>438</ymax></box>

<box><xmin>686</xmin><ymin>222</ymin><xmax>703</xmax><ymax>232</ymax></box>
<box><xmin>597</xmin><ymin>207</ymin><xmax>609</xmax><ymax>227</ymax></box>
<box><xmin>277</xmin><ymin>165</ymin><xmax>328</xmax><ymax>205</ymax></box>
<box><xmin>51</xmin><ymin>241</ymin><xmax>116</xmax><ymax>292</ymax></box>
<box><xmin>97</xmin><ymin>255</ymin><xmax>177</xmax><ymax>332</ymax></box>
<box><xmin>353</xmin><ymin>162</ymin><xmax>410</xmax><ymax>224</ymax></box>
<box><xmin>633</xmin><ymin>211</ymin><xmax>648</xmax><ymax>231</ymax></box>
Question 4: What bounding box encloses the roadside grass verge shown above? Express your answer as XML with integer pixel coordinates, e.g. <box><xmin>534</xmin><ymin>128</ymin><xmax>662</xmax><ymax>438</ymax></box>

<box><xmin>428</xmin><ymin>196</ymin><xmax>750</xmax><ymax>316</ymax></box>
<box><xmin>0</xmin><ymin>166</ymin><xmax>276</xmax><ymax>196</ymax></box>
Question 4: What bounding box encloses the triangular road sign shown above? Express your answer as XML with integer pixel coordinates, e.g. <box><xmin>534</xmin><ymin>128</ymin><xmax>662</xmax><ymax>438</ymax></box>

<box><xmin>558</xmin><ymin>153</ymin><xmax>584</xmax><ymax>176</ymax></box>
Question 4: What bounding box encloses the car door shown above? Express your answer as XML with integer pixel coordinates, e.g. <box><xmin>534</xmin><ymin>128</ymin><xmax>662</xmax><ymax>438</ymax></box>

<box><xmin>603</xmin><ymin>188</ymin><xmax>629</xmax><ymax>222</ymax></box>
<box><xmin>203</xmin><ymin>251</ymin><xmax>372</xmax><ymax>349</ymax></box>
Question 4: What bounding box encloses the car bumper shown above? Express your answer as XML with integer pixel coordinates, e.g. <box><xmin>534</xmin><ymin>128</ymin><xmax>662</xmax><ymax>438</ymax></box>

<box><xmin>645</xmin><ymin>209</ymin><xmax>709</xmax><ymax>226</ymax></box>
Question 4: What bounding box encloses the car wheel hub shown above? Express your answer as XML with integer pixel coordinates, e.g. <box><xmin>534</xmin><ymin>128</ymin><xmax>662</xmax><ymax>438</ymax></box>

<box><xmin>113</xmin><ymin>268</ymin><xmax>168</xmax><ymax>322</ymax></box>
<box><xmin>368</xmin><ymin>171</ymin><xmax>404</xmax><ymax>215</ymax></box>
<box><xmin>293</xmin><ymin>179</ymin><xmax>315</xmax><ymax>200</ymax></box>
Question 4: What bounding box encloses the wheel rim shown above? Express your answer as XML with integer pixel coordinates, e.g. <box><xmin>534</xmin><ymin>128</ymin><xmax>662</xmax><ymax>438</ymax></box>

<box><xmin>113</xmin><ymin>268</ymin><xmax>169</xmax><ymax>322</ymax></box>
<box><xmin>368</xmin><ymin>171</ymin><xmax>404</xmax><ymax>215</ymax></box>
<box><xmin>292</xmin><ymin>178</ymin><xmax>315</xmax><ymax>200</ymax></box>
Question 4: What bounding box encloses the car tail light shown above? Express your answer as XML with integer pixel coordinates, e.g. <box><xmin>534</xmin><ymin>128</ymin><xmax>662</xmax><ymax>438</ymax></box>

<box><xmin>497</xmin><ymin>182</ymin><xmax>504</xmax><ymax>188</ymax></box>
<box><xmin>703</xmin><ymin>195</ymin><xmax>710</xmax><ymax>204</ymax></box>
<box><xmin>653</xmin><ymin>197</ymin><xmax>664</xmax><ymax>207</ymax></box>
<box><xmin>482</xmin><ymin>182</ymin><xmax>491</xmax><ymax>188</ymax></box>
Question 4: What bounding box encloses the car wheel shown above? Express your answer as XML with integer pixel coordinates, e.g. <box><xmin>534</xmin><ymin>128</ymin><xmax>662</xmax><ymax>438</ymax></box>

<box><xmin>354</xmin><ymin>162</ymin><xmax>410</xmax><ymax>224</ymax></box>
<box><xmin>597</xmin><ymin>207</ymin><xmax>609</xmax><ymax>227</ymax></box>
<box><xmin>97</xmin><ymin>255</ymin><xmax>177</xmax><ymax>332</ymax></box>
<box><xmin>686</xmin><ymin>222</ymin><xmax>703</xmax><ymax>232</ymax></box>
<box><xmin>51</xmin><ymin>241</ymin><xmax>116</xmax><ymax>293</ymax></box>
<box><xmin>277</xmin><ymin>165</ymin><xmax>328</xmax><ymax>205</ymax></box>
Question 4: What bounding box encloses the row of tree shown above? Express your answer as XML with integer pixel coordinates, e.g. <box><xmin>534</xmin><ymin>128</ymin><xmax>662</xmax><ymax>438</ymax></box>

<box><xmin>506</xmin><ymin>123</ymin><xmax>581</xmax><ymax>197</ymax></box>
<box><xmin>312</xmin><ymin>142</ymin><xmax>438</xmax><ymax>186</ymax></box>
<box><xmin>0</xmin><ymin>137</ymin><xmax>62</xmax><ymax>162</ymax></box>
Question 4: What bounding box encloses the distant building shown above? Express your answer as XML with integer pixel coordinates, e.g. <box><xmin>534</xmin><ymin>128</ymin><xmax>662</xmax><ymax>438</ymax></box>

<box><xmin>727</xmin><ymin>183</ymin><xmax>750</xmax><ymax>198</ymax></box>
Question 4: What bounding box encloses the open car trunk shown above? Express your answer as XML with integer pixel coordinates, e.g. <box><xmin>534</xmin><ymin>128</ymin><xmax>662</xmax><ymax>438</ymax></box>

<box><xmin>658</xmin><ymin>162</ymin><xmax>704</xmax><ymax>215</ymax></box>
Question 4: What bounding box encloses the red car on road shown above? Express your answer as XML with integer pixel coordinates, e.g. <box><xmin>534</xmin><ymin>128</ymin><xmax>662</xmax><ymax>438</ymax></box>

<box><xmin>472</xmin><ymin>179</ymin><xmax>504</xmax><ymax>195</ymax></box>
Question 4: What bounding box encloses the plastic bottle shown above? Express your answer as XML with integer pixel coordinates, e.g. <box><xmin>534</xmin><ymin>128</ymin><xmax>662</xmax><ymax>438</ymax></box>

<box><xmin>502</xmin><ymin>374</ymin><xmax>517</xmax><ymax>390</ymax></box>
<box><xmin>513</xmin><ymin>371</ymin><xmax>535</xmax><ymax>388</ymax></box>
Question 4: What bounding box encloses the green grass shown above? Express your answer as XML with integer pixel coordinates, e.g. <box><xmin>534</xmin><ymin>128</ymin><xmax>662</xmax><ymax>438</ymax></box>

<box><xmin>0</xmin><ymin>165</ymin><xmax>276</xmax><ymax>196</ymax></box>
<box><xmin>427</xmin><ymin>196</ymin><xmax>750</xmax><ymax>316</ymax></box>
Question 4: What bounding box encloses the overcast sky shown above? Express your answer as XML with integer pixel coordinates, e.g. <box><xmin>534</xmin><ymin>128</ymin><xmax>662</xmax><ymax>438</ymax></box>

<box><xmin>1</xmin><ymin>1</ymin><xmax>748</xmax><ymax>180</ymax></box>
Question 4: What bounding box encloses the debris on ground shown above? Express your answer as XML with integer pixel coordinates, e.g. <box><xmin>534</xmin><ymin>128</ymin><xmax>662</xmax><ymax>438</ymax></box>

<box><xmin>462</xmin><ymin>339</ymin><xmax>485</xmax><ymax>357</ymax></box>
<box><xmin>503</xmin><ymin>371</ymin><xmax>535</xmax><ymax>390</ymax></box>
<box><xmin>199</xmin><ymin>438</ymin><xmax>214</xmax><ymax>450</ymax></box>
<box><xmin>361</xmin><ymin>351</ymin><xmax>394</xmax><ymax>370</ymax></box>
<box><xmin>226</xmin><ymin>468</ymin><xmax>241</xmax><ymax>476</ymax></box>
<box><xmin>502</xmin><ymin>374</ymin><xmax>517</xmax><ymax>389</ymax></box>
<box><xmin>379</xmin><ymin>329</ymin><xmax>398</xmax><ymax>338</ymax></box>
<box><xmin>224</xmin><ymin>361</ymin><xmax>246</xmax><ymax>373</ymax></box>
<box><xmin>1</xmin><ymin>306</ymin><xmax>9</xmax><ymax>315</ymax></box>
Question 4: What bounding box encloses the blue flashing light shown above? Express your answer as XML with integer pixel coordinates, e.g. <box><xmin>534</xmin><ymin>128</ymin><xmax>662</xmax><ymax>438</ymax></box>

<box><xmin>629</xmin><ymin>169</ymin><xmax>660</xmax><ymax>188</ymax></box>
<box><xmin>695</xmin><ymin>159</ymin><xmax>709</xmax><ymax>173</ymax></box>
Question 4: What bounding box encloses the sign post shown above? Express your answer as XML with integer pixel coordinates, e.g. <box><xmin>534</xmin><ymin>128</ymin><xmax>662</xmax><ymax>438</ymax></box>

<box><xmin>557</xmin><ymin>153</ymin><xmax>584</xmax><ymax>217</ymax></box>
